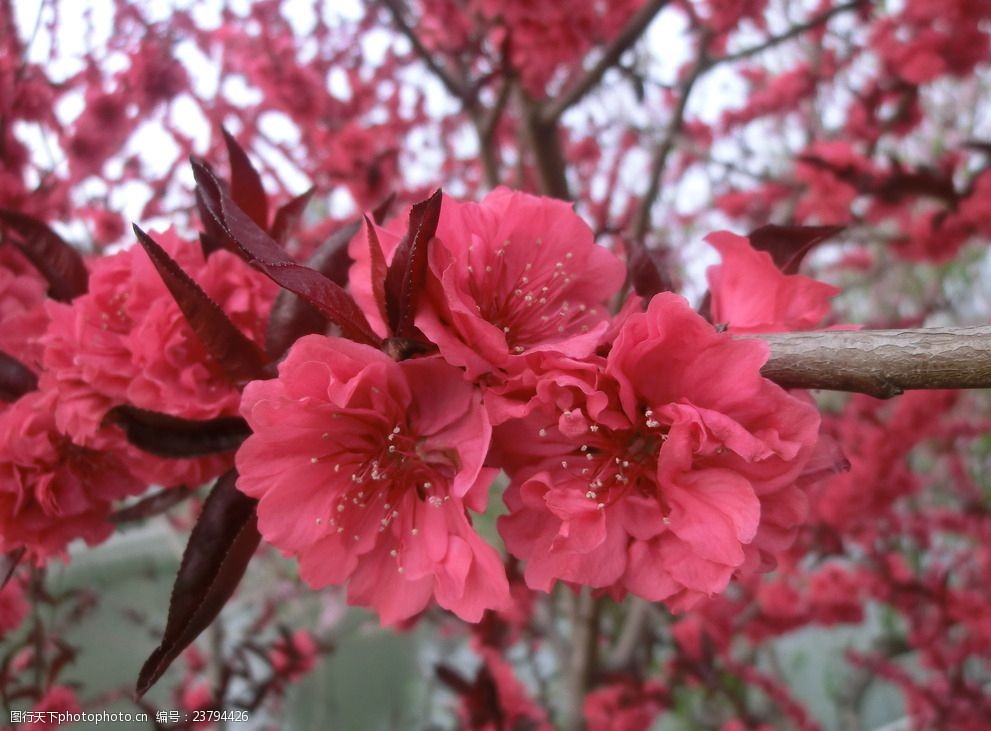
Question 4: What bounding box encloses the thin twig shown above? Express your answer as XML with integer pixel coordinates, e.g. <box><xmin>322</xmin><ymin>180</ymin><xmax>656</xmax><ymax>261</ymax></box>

<box><xmin>542</xmin><ymin>0</ymin><xmax>672</xmax><ymax>123</ymax></box>
<box><xmin>380</xmin><ymin>0</ymin><xmax>470</xmax><ymax>101</ymax></box>
<box><xmin>712</xmin><ymin>0</ymin><xmax>866</xmax><ymax>67</ymax></box>
<box><xmin>630</xmin><ymin>44</ymin><xmax>710</xmax><ymax>243</ymax></box>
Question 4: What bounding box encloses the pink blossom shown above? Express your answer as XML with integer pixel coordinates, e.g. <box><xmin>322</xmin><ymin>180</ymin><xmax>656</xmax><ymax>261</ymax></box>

<box><xmin>180</xmin><ymin>679</ymin><xmax>213</xmax><ymax>712</ymax></box>
<box><xmin>0</xmin><ymin>578</ymin><xmax>28</xmax><ymax>637</ymax></box>
<box><xmin>448</xmin><ymin>644</ymin><xmax>553</xmax><ymax>731</ymax></box>
<box><xmin>0</xmin><ymin>390</ymin><xmax>143</xmax><ymax>561</ymax></box>
<box><xmin>31</xmin><ymin>685</ymin><xmax>82</xmax><ymax>730</ymax></box>
<box><xmin>416</xmin><ymin>188</ymin><xmax>625</xmax><ymax>380</ymax></box>
<box><xmin>236</xmin><ymin>335</ymin><xmax>510</xmax><ymax>625</ymax></box>
<box><xmin>583</xmin><ymin>678</ymin><xmax>666</xmax><ymax>731</ymax></box>
<box><xmin>270</xmin><ymin>629</ymin><xmax>319</xmax><ymax>680</ymax></box>
<box><xmin>0</xmin><ymin>246</ymin><xmax>49</xmax><ymax>371</ymax></box>
<box><xmin>497</xmin><ymin>294</ymin><xmax>820</xmax><ymax>609</ymax></box>
<box><xmin>705</xmin><ymin>231</ymin><xmax>839</xmax><ymax>332</ymax></box>
<box><xmin>41</xmin><ymin>228</ymin><xmax>276</xmax><ymax>488</ymax></box>
<box><xmin>808</xmin><ymin>564</ymin><xmax>864</xmax><ymax>625</ymax></box>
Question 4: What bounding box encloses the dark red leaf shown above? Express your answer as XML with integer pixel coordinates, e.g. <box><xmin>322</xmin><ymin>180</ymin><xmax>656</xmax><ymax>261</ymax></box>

<box><xmin>0</xmin><ymin>351</ymin><xmax>38</xmax><ymax>401</ymax></box>
<box><xmin>628</xmin><ymin>243</ymin><xmax>676</xmax><ymax>299</ymax></box>
<box><xmin>384</xmin><ymin>189</ymin><xmax>442</xmax><ymax>338</ymax></box>
<box><xmin>132</xmin><ymin>224</ymin><xmax>269</xmax><ymax>384</ymax></box>
<box><xmin>110</xmin><ymin>486</ymin><xmax>195</xmax><ymax>524</ymax></box>
<box><xmin>365</xmin><ymin>216</ymin><xmax>390</xmax><ymax>327</ymax></box>
<box><xmin>0</xmin><ymin>547</ymin><xmax>25</xmax><ymax>589</ymax></box>
<box><xmin>747</xmin><ymin>224</ymin><xmax>845</xmax><ymax>275</ymax></box>
<box><xmin>222</xmin><ymin>128</ymin><xmax>269</xmax><ymax>230</ymax></box>
<box><xmin>0</xmin><ymin>209</ymin><xmax>88</xmax><ymax>301</ymax></box>
<box><xmin>191</xmin><ymin>157</ymin><xmax>381</xmax><ymax>347</ymax></box>
<box><xmin>105</xmin><ymin>405</ymin><xmax>252</xmax><ymax>458</ymax></box>
<box><xmin>269</xmin><ymin>187</ymin><xmax>314</xmax><ymax>246</ymax></box>
<box><xmin>874</xmin><ymin>164</ymin><xmax>959</xmax><ymax>206</ymax></box>
<box><xmin>264</xmin><ymin>219</ymin><xmax>361</xmax><ymax>359</ymax></box>
<box><xmin>136</xmin><ymin>469</ymin><xmax>260</xmax><ymax>697</ymax></box>
<box><xmin>196</xmin><ymin>191</ymin><xmax>230</xmax><ymax>257</ymax></box>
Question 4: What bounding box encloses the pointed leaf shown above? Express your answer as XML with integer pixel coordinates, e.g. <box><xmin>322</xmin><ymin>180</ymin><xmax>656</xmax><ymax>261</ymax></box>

<box><xmin>136</xmin><ymin>469</ymin><xmax>260</xmax><ymax>697</ymax></box>
<box><xmin>222</xmin><ymin>128</ymin><xmax>269</xmax><ymax>230</ymax></box>
<box><xmin>0</xmin><ymin>209</ymin><xmax>88</xmax><ymax>301</ymax></box>
<box><xmin>132</xmin><ymin>225</ymin><xmax>269</xmax><ymax>384</ymax></box>
<box><xmin>747</xmin><ymin>224</ymin><xmax>845</xmax><ymax>275</ymax></box>
<box><xmin>384</xmin><ymin>189</ymin><xmax>442</xmax><ymax>338</ymax></box>
<box><xmin>269</xmin><ymin>187</ymin><xmax>314</xmax><ymax>246</ymax></box>
<box><xmin>196</xmin><ymin>192</ymin><xmax>230</xmax><ymax>257</ymax></box>
<box><xmin>0</xmin><ymin>351</ymin><xmax>38</xmax><ymax>402</ymax></box>
<box><xmin>192</xmin><ymin>157</ymin><xmax>380</xmax><ymax>347</ymax></box>
<box><xmin>265</xmin><ymin>219</ymin><xmax>361</xmax><ymax>359</ymax></box>
<box><xmin>106</xmin><ymin>405</ymin><xmax>252</xmax><ymax>458</ymax></box>
<box><xmin>0</xmin><ymin>547</ymin><xmax>24</xmax><ymax>589</ymax></box>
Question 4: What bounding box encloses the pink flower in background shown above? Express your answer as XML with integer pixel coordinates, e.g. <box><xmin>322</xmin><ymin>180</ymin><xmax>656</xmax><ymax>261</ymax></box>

<box><xmin>583</xmin><ymin>677</ymin><xmax>667</xmax><ymax>731</ymax></box>
<box><xmin>41</xmin><ymin>228</ymin><xmax>276</xmax><ymax>488</ymax></box>
<box><xmin>0</xmin><ymin>246</ymin><xmax>49</xmax><ymax>371</ymax></box>
<box><xmin>0</xmin><ymin>391</ymin><xmax>142</xmax><ymax>561</ymax></box>
<box><xmin>498</xmin><ymin>294</ymin><xmax>820</xmax><ymax>610</ymax></box>
<box><xmin>446</xmin><ymin>644</ymin><xmax>553</xmax><ymax>731</ymax></box>
<box><xmin>237</xmin><ymin>335</ymin><xmax>510</xmax><ymax>625</ymax></box>
<box><xmin>705</xmin><ymin>231</ymin><xmax>839</xmax><ymax>332</ymax></box>
<box><xmin>417</xmin><ymin>188</ymin><xmax>625</xmax><ymax>380</ymax></box>
<box><xmin>270</xmin><ymin>629</ymin><xmax>319</xmax><ymax>680</ymax></box>
<box><xmin>31</xmin><ymin>685</ymin><xmax>82</xmax><ymax>730</ymax></box>
<box><xmin>0</xmin><ymin>578</ymin><xmax>28</xmax><ymax>637</ymax></box>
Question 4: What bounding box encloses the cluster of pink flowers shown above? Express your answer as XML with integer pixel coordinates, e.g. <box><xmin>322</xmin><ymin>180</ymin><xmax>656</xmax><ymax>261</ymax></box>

<box><xmin>0</xmin><ymin>226</ymin><xmax>275</xmax><ymax>563</ymax></box>
<box><xmin>236</xmin><ymin>187</ymin><xmax>829</xmax><ymax>623</ymax></box>
<box><xmin>0</xmin><ymin>173</ymin><xmax>838</xmax><ymax>695</ymax></box>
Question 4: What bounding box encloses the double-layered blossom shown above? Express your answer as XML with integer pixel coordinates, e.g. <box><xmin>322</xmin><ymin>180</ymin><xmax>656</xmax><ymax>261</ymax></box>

<box><xmin>41</xmin><ymin>228</ymin><xmax>276</xmax><ymax>488</ymax></box>
<box><xmin>496</xmin><ymin>294</ymin><xmax>820</xmax><ymax>610</ymax></box>
<box><xmin>236</xmin><ymin>335</ymin><xmax>510</xmax><ymax>625</ymax></box>
<box><xmin>415</xmin><ymin>188</ymin><xmax>626</xmax><ymax>380</ymax></box>
<box><xmin>0</xmin><ymin>390</ymin><xmax>142</xmax><ymax>561</ymax></box>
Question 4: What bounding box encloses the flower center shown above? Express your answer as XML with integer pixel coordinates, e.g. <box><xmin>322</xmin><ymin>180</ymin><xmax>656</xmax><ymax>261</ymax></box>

<box><xmin>314</xmin><ymin>420</ymin><xmax>451</xmax><ymax>540</ymax></box>
<box><xmin>467</xmin><ymin>238</ymin><xmax>599</xmax><ymax>352</ymax></box>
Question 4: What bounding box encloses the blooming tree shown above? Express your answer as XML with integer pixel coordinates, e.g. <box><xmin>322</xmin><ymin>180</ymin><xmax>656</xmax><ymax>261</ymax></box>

<box><xmin>1</xmin><ymin>0</ymin><xmax>991</xmax><ymax>729</ymax></box>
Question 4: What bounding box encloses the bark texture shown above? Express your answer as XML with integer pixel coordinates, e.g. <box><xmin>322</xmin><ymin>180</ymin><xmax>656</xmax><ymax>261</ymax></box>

<box><xmin>754</xmin><ymin>326</ymin><xmax>991</xmax><ymax>398</ymax></box>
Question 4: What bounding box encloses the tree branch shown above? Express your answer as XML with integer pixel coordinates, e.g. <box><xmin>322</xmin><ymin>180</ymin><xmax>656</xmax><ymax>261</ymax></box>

<box><xmin>753</xmin><ymin>326</ymin><xmax>991</xmax><ymax>398</ymax></box>
<box><xmin>518</xmin><ymin>88</ymin><xmax>572</xmax><ymax>200</ymax></box>
<box><xmin>542</xmin><ymin>0</ymin><xmax>671</xmax><ymax>123</ymax></box>
<box><xmin>380</xmin><ymin>0</ymin><xmax>470</xmax><ymax>101</ymax></box>
<box><xmin>630</xmin><ymin>46</ymin><xmax>709</xmax><ymax>243</ymax></box>
<box><xmin>472</xmin><ymin>79</ymin><xmax>512</xmax><ymax>189</ymax></box>
<box><xmin>711</xmin><ymin>0</ymin><xmax>867</xmax><ymax>67</ymax></box>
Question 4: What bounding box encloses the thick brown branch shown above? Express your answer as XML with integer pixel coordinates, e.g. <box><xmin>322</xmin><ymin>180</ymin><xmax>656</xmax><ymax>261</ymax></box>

<box><xmin>519</xmin><ymin>88</ymin><xmax>572</xmax><ymax>200</ymax></box>
<box><xmin>753</xmin><ymin>326</ymin><xmax>991</xmax><ymax>398</ymax></box>
<box><xmin>543</xmin><ymin>0</ymin><xmax>671</xmax><ymax>123</ymax></box>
